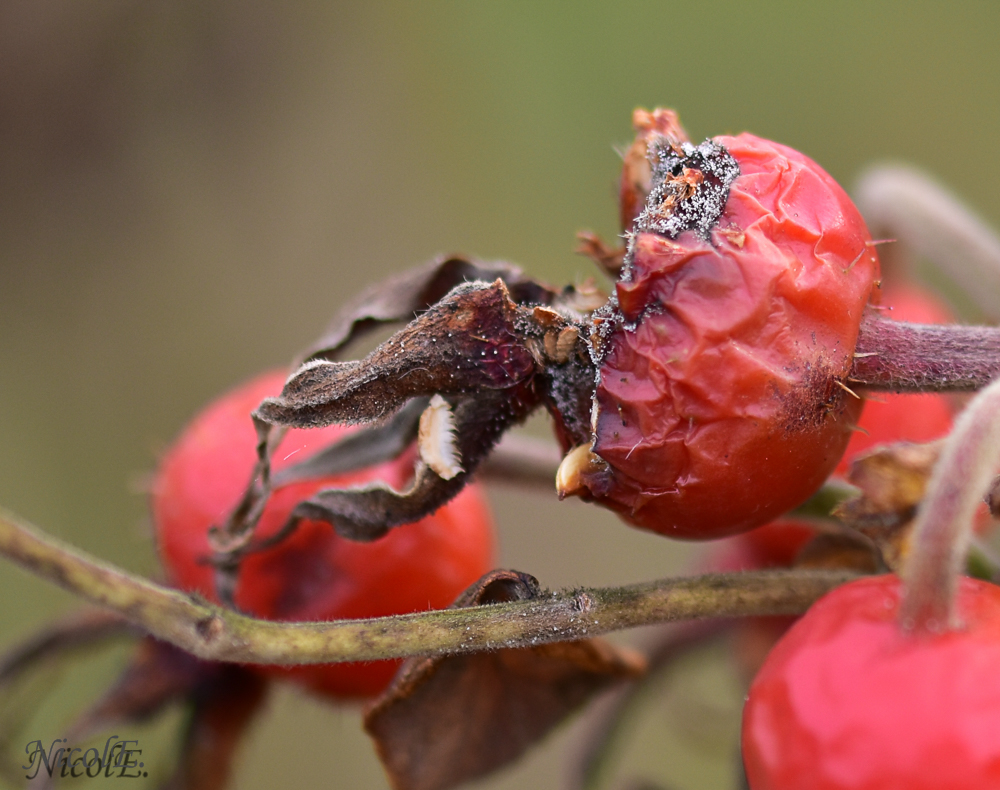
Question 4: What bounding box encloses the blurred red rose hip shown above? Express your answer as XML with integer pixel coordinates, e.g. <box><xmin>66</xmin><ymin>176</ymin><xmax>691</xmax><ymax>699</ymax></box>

<box><xmin>152</xmin><ymin>370</ymin><xmax>495</xmax><ymax>699</ymax></box>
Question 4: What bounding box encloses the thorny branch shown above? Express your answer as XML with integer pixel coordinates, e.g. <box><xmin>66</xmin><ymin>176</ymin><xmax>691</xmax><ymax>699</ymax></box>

<box><xmin>0</xmin><ymin>507</ymin><xmax>858</xmax><ymax>666</ymax></box>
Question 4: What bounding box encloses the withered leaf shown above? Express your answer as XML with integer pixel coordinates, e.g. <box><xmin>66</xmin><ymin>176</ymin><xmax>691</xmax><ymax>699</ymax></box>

<box><xmin>794</xmin><ymin>532</ymin><xmax>881</xmax><ymax>574</ymax></box>
<box><xmin>0</xmin><ymin>609</ymin><xmax>133</xmax><ymax>687</ymax></box>
<box><xmin>575</xmin><ymin>230</ymin><xmax>626</xmax><ymax>278</ymax></box>
<box><xmin>834</xmin><ymin>440</ymin><xmax>942</xmax><ymax>572</ymax></box>
<box><xmin>54</xmin><ymin>638</ymin><xmax>267</xmax><ymax>790</ymax></box>
<box><xmin>364</xmin><ymin>570</ymin><xmax>646</xmax><ymax>790</ymax></box>
<box><xmin>160</xmin><ymin>663</ymin><xmax>267</xmax><ymax>790</ymax></box>
<box><xmin>212</xmin><ymin>257</ymin><xmax>558</xmax><ymax>558</ymax></box>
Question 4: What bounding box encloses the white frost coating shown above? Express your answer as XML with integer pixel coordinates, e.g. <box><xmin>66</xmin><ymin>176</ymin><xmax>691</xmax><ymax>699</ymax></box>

<box><xmin>418</xmin><ymin>394</ymin><xmax>464</xmax><ymax>480</ymax></box>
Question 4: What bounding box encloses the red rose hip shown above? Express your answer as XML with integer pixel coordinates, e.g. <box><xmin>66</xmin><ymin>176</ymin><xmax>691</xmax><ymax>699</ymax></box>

<box><xmin>742</xmin><ymin>574</ymin><xmax>1000</xmax><ymax>790</ymax></box>
<box><xmin>152</xmin><ymin>370</ymin><xmax>495</xmax><ymax>699</ymax></box>
<box><xmin>568</xmin><ymin>112</ymin><xmax>881</xmax><ymax>539</ymax></box>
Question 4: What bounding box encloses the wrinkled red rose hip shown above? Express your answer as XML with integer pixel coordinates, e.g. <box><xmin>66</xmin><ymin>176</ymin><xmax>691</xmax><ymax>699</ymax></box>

<box><xmin>568</xmin><ymin>111</ymin><xmax>880</xmax><ymax>539</ymax></box>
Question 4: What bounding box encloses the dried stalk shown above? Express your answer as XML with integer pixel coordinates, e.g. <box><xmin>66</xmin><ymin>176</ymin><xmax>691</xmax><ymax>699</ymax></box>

<box><xmin>0</xmin><ymin>507</ymin><xmax>856</xmax><ymax>666</ymax></box>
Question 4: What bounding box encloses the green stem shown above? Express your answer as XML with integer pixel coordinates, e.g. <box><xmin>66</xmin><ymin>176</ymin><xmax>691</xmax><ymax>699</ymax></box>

<box><xmin>0</xmin><ymin>506</ymin><xmax>858</xmax><ymax>665</ymax></box>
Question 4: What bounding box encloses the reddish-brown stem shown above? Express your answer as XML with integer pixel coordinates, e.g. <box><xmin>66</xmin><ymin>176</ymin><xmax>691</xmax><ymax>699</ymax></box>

<box><xmin>851</xmin><ymin>313</ymin><xmax>1000</xmax><ymax>392</ymax></box>
<box><xmin>901</xmin><ymin>376</ymin><xmax>1000</xmax><ymax>630</ymax></box>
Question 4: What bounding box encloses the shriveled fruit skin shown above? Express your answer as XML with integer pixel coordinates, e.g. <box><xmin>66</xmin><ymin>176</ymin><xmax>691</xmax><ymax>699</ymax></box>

<box><xmin>153</xmin><ymin>370</ymin><xmax>495</xmax><ymax>699</ymax></box>
<box><xmin>742</xmin><ymin>574</ymin><xmax>1000</xmax><ymax>790</ymax></box>
<box><xmin>587</xmin><ymin>132</ymin><xmax>880</xmax><ymax>539</ymax></box>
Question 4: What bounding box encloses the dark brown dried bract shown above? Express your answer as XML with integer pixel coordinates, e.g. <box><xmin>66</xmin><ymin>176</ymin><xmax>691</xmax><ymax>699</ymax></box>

<box><xmin>364</xmin><ymin>570</ymin><xmax>646</xmax><ymax>790</ymax></box>
<box><xmin>834</xmin><ymin>440</ymin><xmax>942</xmax><ymax>571</ymax></box>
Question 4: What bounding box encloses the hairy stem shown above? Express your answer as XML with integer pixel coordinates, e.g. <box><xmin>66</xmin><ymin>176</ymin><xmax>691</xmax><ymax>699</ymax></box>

<box><xmin>0</xmin><ymin>507</ymin><xmax>856</xmax><ymax>665</ymax></box>
<box><xmin>901</xmin><ymin>376</ymin><xmax>1000</xmax><ymax>630</ymax></box>
<box><xmin>851</xmin><ymin>313</ymin><xmax>1000</xmax><ymax>392</ymax></box>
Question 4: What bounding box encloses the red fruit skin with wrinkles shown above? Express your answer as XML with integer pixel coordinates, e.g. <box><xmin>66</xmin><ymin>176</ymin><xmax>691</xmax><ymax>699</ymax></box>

<box><xmin>743</xmin><ymin>574</ymin><xmax>1000</xmax><ymax>790</ymax></box>
<box><xmin>592</xmin><ymin>133</ymin><xmax>880</xmax><ymax>538</ymax></box>
<box><xmin>152</xmin><ymin>371</ymin><xmax>495</xmax><ymax>699</ymax></box>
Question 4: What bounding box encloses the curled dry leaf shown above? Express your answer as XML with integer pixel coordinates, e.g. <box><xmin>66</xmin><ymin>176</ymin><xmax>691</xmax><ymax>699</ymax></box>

<box><xmin>213</xmin><ymin>255</ymin><xmax>571</xmax><ymax>554</ymax></box>
<box><xmin>55</xmin><ymin>637</ymin><xmax>267</xmax><ymax>790</ymax></box>
<box><xmin>0</xmin><ymin>609</ymin><xmax>134</xmax><ymax>688</ymax></box>
<box><xmin>249</xmin><ymin>274</ymin><xmax>597</xmax><ymax>543</ymax></box>
<box><xmin>364</xmin><ymin>570</ymin><xmax>646</xmax><ymax>790</ymax></box>
<box><xmin>833</xmin><ymin>440</ymin><xmax>943</xmax><ymax>571</ymax></box>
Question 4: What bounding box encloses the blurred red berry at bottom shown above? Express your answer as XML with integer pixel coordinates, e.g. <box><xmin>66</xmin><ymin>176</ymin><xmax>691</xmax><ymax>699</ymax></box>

<box><xmin>742</xmin><ymin>574</ymin><xmax>1000</xmax><ymax>790</ymax></box>
<box><xmin>152</xmin><ymin>371</ymin><xmax>496</xmax><ymax>699</ymax></box>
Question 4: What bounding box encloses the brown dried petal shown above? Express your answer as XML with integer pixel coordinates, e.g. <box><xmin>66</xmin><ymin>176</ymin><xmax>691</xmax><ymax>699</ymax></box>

<box><xmin>160</xmin><ymin>666</ymin><xmax>268</xmax><ymax>790</ymax></box>
<box><xmin>364</xmin><ymin>570</ymin><xmax>646</xmax><ymax>790</ymax></box>
<box><xmin>50</xmin><ymin>638</ymin><xmax>267</xmax><ymax>790</ymax></box>
<box><xmin>0</xmin><ymin>609</ymin><xmax>133</xmax><ymax>688</ymax></box>
<box><xmin>833</xmin><ymin>440</ymin><xmax>943</xmax><ymax>571</ymax></box>
<box><xmin>290</xmin><ymin>390</ymin><xmax>540</xmax><ymax>542</ymax></box>
<box><xmin>62</xmin><ymin>638</ymin><xmax>216</xmax><ymax>743</ymax></box>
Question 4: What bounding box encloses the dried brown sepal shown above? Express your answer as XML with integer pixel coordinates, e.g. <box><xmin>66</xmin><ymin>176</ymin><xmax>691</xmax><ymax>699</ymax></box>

<box><xmin>299</xmin><ymin>256</ymin><xmax>561</xmax><ymax>364</ymax></box>
<box><xmin>364</xmin><ymin>570</ymin><xmax>646</xmax><ymax>790</ymax></box>
<box><xmin>47</xmin><ymin>638</ymin><xmax>267</xmax><ymax>790</ymax></box>
<box><xmin>0</xmin><ymin>609</ymin><xmax>133</xmax><ymax>688</ymax></box>
<box><xmin>833</xmin><ymin>441</ymin><xmax>942</xmax><ymax>571</ymax></box>
<box><xmin>794</xmin><ymin>533</ymin><xmax>882</xmax><ymax>574</ymax></box>
<box><xmin>160</xmin><ymin>665</ymin><xmax>267</xmax><ymax>790</ymax></box>
<box><xmin>619</xmin><ymin>108</ymin><xmax>691</xmax><ymax>232</ymax></box>
<box><xmin>211</xmin><ymin>256</ymin><xmax>565</xmax><ymax>560</ymax></box>
<box><xmin>239</xmin><ymin>278</ymin><xmax>595</xmax><ymax>543</ymax></box>
<box><xmin>576</xmin><ymin>230</ymin><xmax>626</xmax><ymax>278</ymax></box>
<box><xmin>257</xmin><ymin>280</ymin><xmax>539</xmax><ymax>428</ymax></box>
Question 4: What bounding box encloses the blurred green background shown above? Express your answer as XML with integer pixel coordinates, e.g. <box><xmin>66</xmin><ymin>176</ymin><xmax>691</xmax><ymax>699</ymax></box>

<box><xmin>1</xmin><ymin>2</ymin><xmax>999</xmax><ymax>788</ymax></box>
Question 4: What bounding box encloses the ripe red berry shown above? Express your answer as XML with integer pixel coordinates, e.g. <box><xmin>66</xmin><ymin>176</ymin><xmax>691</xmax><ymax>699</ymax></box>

<box><xmin>742</xmin><ymin>574</ymin><xmax>1000</xmax><ymax>790</ymax></box>
<box><xmin>584</xmin><ymin>121</ymin><xmax>880</xmax><ymax>539</ymax></box>
<box><xmin>152</xmin><ymin>370</ymin><xmax>495</xmax><ymax>699</ymax></box>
